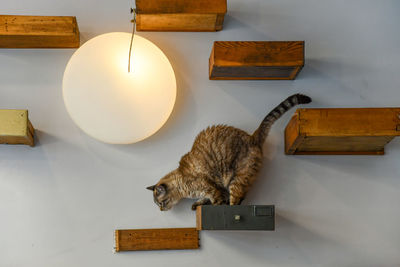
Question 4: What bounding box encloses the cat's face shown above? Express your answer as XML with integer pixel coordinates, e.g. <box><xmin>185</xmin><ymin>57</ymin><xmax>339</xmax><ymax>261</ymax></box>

<box><xmin>146</xmin><ymin>183</ymin><xmax>177</xmax><ymax>211</ymax></box>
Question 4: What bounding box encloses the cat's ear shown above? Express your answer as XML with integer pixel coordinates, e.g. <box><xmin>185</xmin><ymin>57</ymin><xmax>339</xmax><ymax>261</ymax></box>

<box><xmin>155</xmin><ymin>184</ymin><xmax>167</xmax><ymax>196</ymax></box>
<box><xmin>146</xmin><ymin>185</ymin><xmax>156</xmax><ymax>191</ymax></box>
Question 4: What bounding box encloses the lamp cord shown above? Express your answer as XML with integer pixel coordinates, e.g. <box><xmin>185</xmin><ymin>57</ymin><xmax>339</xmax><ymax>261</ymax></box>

<box><xmin>128</xmin><ymin>8</ymin><xmax>136</xmax><ymax>73</ymax></box>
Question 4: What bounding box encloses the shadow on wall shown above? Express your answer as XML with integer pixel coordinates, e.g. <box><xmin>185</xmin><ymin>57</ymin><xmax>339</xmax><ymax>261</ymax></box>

<box><xmin>34</xmin><ymin>130</ymin><xmax>59</xmax><ymax>146</ymax></box>
<box><xmin>221</xmin><ymin>13</ymin><xmax>274</xmax><ymax>40</ymax></box>
<box><xmin>0</xmin><ymin>49</ymin><xmax>74</xmax><ymax>86</ymax></box>
<box><xmin>297</xmin><ymin>58</ymin><xmax>380</xmax><ymax>106</ymax></box>
<box><xmin>203</xmin><ymin>212</ymin><xmax>378</xmax><ymax>266</ymax></box>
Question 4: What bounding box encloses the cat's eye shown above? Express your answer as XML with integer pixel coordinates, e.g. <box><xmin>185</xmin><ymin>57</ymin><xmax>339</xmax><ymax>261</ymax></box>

<box><xmin>155</xmin><ymin>184</ymin><xmax>166</xmax><ymax>196</ymax></box>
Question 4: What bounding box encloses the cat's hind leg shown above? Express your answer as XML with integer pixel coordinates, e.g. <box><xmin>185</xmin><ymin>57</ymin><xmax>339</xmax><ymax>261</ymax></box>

<box><xmin>228</xmin><ymin>173</ymin><xmax>257</xmax><ymax>205</ymax></box>
<box><xmin>229</xmin><ymin>151</ymin><xmax>262</xmax><ymax>205</ymax></box>
<box><xmin>229</xmin><ymin>181</ymin><xmax>249</xmax><ymax>205</ymax></box>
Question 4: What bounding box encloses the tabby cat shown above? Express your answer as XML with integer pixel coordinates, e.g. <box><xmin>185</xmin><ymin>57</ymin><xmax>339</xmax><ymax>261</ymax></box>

<box><xmin>147</xmin><ymin>94</ymin><xmax>312</xmax><ymax>211</ymax></box>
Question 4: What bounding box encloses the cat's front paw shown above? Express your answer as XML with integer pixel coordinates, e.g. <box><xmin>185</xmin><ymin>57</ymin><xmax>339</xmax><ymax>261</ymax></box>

<box><xmin>212</xmin><ymin>199</ymin><xmax>226</xmax><ymax>206</ymax></box>
<box><xmin>191</xmin><ymin>199</ymin><xmax>211</xmax><ymax>210</ymax></box>
<box><xmin>229</xmin><ymin>197</ymin><xmax>244</xmax><ymax>205</ymax></box>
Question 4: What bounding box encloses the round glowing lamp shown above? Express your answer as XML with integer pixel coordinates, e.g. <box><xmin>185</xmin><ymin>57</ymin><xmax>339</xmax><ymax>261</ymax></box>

<box><xmin>62</xmin><ymin>32</ymin><xmax>176</xmax><ymax>144</ymax></box>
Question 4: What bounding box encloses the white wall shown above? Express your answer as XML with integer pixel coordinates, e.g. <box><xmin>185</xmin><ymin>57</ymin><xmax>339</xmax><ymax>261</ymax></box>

<box><xmin>1</xmin><ymin>0</ymin><xmax>400</xmax><ymax>266</ymax></box>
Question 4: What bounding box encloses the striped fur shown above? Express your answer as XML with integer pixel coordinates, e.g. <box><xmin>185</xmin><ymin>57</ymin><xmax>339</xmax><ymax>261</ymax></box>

<box><xmin>147</xmin><ymin>94</ymin><xmax>312</xmax><ymax>211</ymax></box>
<box><xmin>252</xmin><ymin>94</ymin><xmax>312</xmax><ymax>145</ymax></box>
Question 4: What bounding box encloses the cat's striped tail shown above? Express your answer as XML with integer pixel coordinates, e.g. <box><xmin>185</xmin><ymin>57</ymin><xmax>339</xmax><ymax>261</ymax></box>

<box><xmin>252</xmin><ymin>94</ymin><xmax>312</xmax><ymax>145</ymax></box>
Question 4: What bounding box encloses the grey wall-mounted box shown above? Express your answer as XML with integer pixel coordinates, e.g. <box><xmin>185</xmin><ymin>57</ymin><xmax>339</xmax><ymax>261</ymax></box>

<box><xmin>196</xmin><ymin>205</ymin><xmax>275</xmax><ymax>231</ymax></box>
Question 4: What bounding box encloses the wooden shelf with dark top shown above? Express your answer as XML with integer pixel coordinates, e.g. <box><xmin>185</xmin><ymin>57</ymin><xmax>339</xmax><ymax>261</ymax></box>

<box><xmin>196</xmin><ymin>205</ymin><xmax>275</xmax><ymax>230</ymax></box>
<box><xmin>114</xmin><ymin>228</ymin><xmax>199</xmax><ymax>251</ymax></box>
<box><xmin>135</xmin><ymin>0</ymin><xmax>227</xmax><ymax>32</ymax></box>
<box><xmin>0</xmin><ymin>109</ymin><xmax>35</xmax><ymax>147</ymax></box>
<box><xmin>0</xmin><ymin>15</ymin><xmax>79</xmax><ymax>48</ymax></box>
<box><xmin>209</xmin><ymin>41</ymin><xmax>304</xmax><ymax>80</ymax></box>
<box><xmin>285</xmin><ymin>108</ymin><xmax>400</xmax><ymax>155</ymax></box>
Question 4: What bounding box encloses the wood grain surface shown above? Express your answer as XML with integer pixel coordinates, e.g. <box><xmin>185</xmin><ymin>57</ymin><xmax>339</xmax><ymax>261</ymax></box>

<box><xmin>209</xmin><ymin>41</ymin><xmax>304</xmax><ymax>80</ymax></box>
<box><xmin>0</xmin><ymin>109</ymin><xmax>35</xmax><ymax>146</ymax></box>
<box><xmin>114</xmin><ymin>228</ymin><xmax>199</xmax><ymax>251</ymax></box>
<box><xmin>135</xmin><ymin>0</ymin><xmax>226</xmax><ymax>32</ymax></box>
<box><xmin>136</xmin><ymin>0</ymin><xmax>226</xmax><ymax>14</ymax></box>
<box><xmin>285</xmin><ymin>108</ymin><xmax>400</xmax><ymax>155</ymax></box>
<box><xmin>0</xmin><ymin>15</ymin><xmax>79</xmax><ymax>48</ymax></box>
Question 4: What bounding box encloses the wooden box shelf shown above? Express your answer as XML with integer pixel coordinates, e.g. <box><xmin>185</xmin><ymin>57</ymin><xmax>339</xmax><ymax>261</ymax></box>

<box><xmin>196</xmin><ymin>205</ymin><xmax>275</xmax><ymax>230</ymax></box>
<box><xmin>0</xmin><ymin>15</ymin><xmax>80</xmax><ymax>48</ymax></box>
<box><xmin>285</xmin><ymin>108</ymin><xmax>400</xmax><ymax>155</ymax></box>
<box><xmin>114</xmin><ymin>228</ymin><xmax>199</xmax><ymax>251</ymax></box>
<box><xmin>0</xmin><ymin>109</ymin><xmax>35</xmax><ymax>146</ymax></box>
<box><xmin>135</xmin><ymin>0</ymin><xmax>227</xmax><ymax>32</ymax></box>
<box><xmin>209</xmin><ymin>41</ymin><xmax>304</xmax><ymax>80</ymax></box>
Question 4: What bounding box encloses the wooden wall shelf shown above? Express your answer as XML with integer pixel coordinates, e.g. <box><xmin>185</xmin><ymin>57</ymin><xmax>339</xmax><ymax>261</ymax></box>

<box><xmin>285</xmin><ymin>108</ymin><xmax>400</xmax><ymax>155</ymax></box>
<box><xmin>209</xmin><ymin>41</ymin><xmax>304</xmax><ymax>80</ymax></box>
<box><xmin>114</xmin><ymin>228</ymin><xmax>199</xmax><ymax>251</ymax></box>
<box><xmin>0</xmin><ymin>15</ymin><xmax>79</xmax><ymax>48</ymax></box>
<box><xmin>135</xmin><ymin>0</ymin><xmax>227</xmax><ymax>32</ymax></box>
<box><xmin>196</xmin><ymin>205</ymin><xmax>275</xmax><ymax>230</ymax></box>
<box><xmin>0</xmin><ymin>109</ymin><xmax>34</xmax><ymax>146</ymax></box>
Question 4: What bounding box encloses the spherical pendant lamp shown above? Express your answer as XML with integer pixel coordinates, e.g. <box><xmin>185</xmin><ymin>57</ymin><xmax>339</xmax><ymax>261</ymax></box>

<box><xmin>62</xmin><ymin>32</ymin><xmax>176</xmax><ymax>144</ymax></box>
